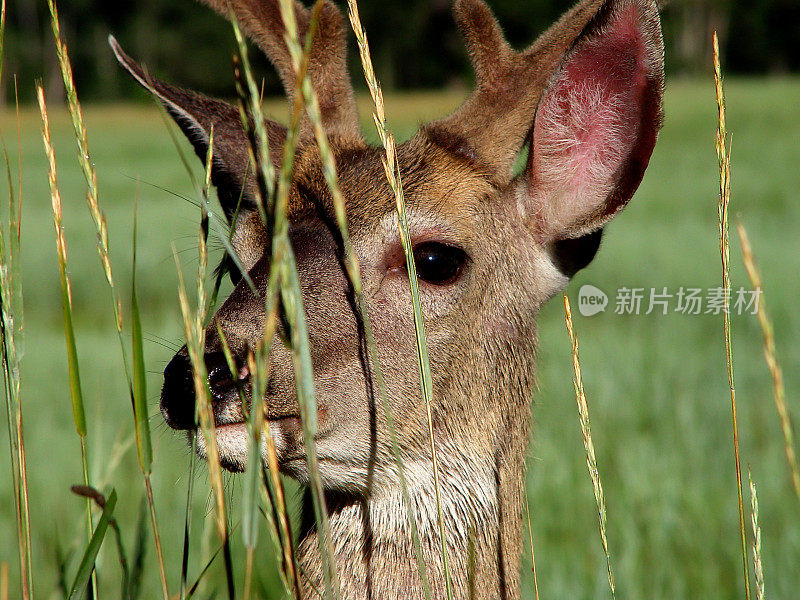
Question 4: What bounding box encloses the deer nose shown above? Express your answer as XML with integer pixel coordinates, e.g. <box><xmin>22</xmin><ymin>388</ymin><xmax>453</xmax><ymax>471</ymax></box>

<box><xmin>161</xmin><ymin>352</ymin><xmax>245</xmax><ymax>430</ymax></box>
<box><xmin>205</xmin><ymin>352</ymin><xmax>239</xmax><ymax>401</ymax></box>
<box><xmin>161</xmin><ymin>354</ymin><xmax>196</xmax><ymax>430</ymax></box>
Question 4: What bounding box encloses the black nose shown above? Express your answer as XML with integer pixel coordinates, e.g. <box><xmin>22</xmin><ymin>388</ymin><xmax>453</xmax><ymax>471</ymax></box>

<box><xmin>161</xmin><ymin>352</ymin><xmax>241</xmax><ymax>430</ymax></box>
<box><xmin>161</xmin><ymin>354</ymin><xmax>196</xmax><ymax>430</ymax></box>
<box><xmin>205</xmin><ymin>352</ymin><xmax>238</xmax><ymax>401</ymax></box>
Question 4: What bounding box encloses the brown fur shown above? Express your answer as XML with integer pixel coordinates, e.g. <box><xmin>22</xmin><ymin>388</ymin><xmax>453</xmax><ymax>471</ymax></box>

<box><xmin>112</xmin><ymin>1</ymin><xmax>664</xmax><ymax>598</ymax></box>
<box><xmin>198</xmin><ymin>0</ymin><xmax>361</xmax><ymax>140</ymax></box>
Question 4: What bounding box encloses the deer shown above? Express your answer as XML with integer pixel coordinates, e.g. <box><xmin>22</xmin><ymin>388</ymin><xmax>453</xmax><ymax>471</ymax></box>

<box><xmin>110</xmin><ymin>0</ymin><xmax>663</xmax><ymax>597</ymax></box>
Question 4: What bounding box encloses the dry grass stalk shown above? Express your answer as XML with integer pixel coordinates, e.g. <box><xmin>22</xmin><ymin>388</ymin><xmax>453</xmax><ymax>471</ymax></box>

<box><xmin>524</xmin><ymin>490</ymin><xmax>541</xmax><ymax>600</ymax></box>
<box><xmin>46</xmin><ymin>2</ymin><xmax>171</xmax><ymax>595</ymax></box>
<box><xmin>175</xmin><ymin>135</ymin><xmax>235</xmax><ymax>599</ymax></box>
<box><xmin>247</xmin><ymin>305</ymin><xmax>301</xmax><ymax>599</ymax></box>
<box><xmin>736</xmin><ymin>222</ymin><xmax>800</xmax><ymax>502</ymax></box>
<box><xmin>261</xmin><ymin>392</ymin><xmax>301</xmax><ymax>599</ymax></box>
<box><xmin>37</xmin><ymin>84</ymin><xmax>98</xmax><ymax>599</ymax></box>
<box><xmin>748</xmin><ymin>469</ymin><xmax>766</xmax><ymax>600</ymax></box>
<box><xmin>230</xmin><ymin>8</ymin><xmax>340</xmax><ymax>597</ymax></box>
<box><xmin>0</xmin><ymin>84</ymin><xmax>32</xmax><ymax>600</ymax></box>
<box><xmin>176</xmin><ymin>254</ymin><xmax>234</xmax><ymax>598</ymax></box>
<box><xmin>563</xmin><ymin>295</ymin><xmax>616</xmax><ymax>598</ymax></box>
<box><xmin>270</xmin><ymin>1</ymin><xmax>432</xmax><ymax>594</ymax></box>
<box><xmin>346</xmin><ymin>2</ymin><xmax>452</xmax><ymax>596</ymax></box>
<box><xmin>713</xmin><ymin>31</ymin><xmax>751</xmax><ymax>600</ymax></box>
<box><xmin>46</xmin><ymin>0</ymin><xmax>124</xmax><ymax>337</ymax></box>
<box><xmin>1</xmin><ymin>561</ymin><xmax>7</xmax><ymax>600</ymax></box>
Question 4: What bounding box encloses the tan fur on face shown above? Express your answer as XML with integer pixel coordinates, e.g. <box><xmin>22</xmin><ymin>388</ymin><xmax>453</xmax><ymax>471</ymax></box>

<box><xmin>113</xmin><ymin>0</ymin><xmax>665</xmax><ymax>597</ymax></box>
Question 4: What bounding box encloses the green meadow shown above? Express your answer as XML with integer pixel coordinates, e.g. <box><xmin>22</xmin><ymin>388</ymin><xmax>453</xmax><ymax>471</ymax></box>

<box><xmin>0</xmin><ymin>77</ymin><xmax>798</xmax><ymax>598</ymax></box>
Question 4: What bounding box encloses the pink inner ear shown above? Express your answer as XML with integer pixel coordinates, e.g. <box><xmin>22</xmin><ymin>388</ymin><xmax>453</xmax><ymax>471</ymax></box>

<box><xmin>529</xmin><ymin>4</ymin><xmax>649</xmax><ymax>238</ymax></box>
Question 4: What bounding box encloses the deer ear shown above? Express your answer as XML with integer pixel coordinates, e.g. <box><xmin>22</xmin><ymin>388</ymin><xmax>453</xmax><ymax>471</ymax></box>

<box><xmin>525</xmin><ymin>0</ymin><xmax>664</xmax><ymax>242</ymax></box>
<box><xmin>109</xmin><ymin>36</ymin><xmax>286</xmax><ymax>221</ymax></box>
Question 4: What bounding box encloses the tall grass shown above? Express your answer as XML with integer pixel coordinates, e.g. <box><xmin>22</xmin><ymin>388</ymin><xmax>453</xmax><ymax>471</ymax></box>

<box><xmin>563</xmin><ymin>296</ymin><xmax>616</xmax><ymax>598</ymax></box>
<box><xmin>175</xmin><ymin>132</ymin><xmax>237</xmax><ymax>599</ymax></box>
<box><xmin>0</xmin><ymin>1</ymin><xmax>32</xmax><ymax>593</ymax></box>
<box><xmin>37</xmin><ymin>84</ymin><xmax>96</xmax><ymax>600</ymax></box>
<box><xmin>229</xmin><ymin>5</ymin><xmax>340</xmax><ymax>596</ymax></box>
<box><xmin>737</xmin><ymin>221</ymin><xmax>800</xmax><ymax>503</ymax></box>
<box><xmin>712</xmin><ymin>31</ymin><xmax>750</xmax><ymax>600</ymax></box>
<box><xmin>346</xmin><ymin>2</ymin><xmax>453</xmax><ymax>597</ymax></box>
<box><xmin>45</xmin><ymin>1</ymin><xmax>170</xmax><ymax>596</ymax></box>
<box><xmin>0</xmin><ymin>121</ymin><xmax>31</xmax><ymax>600</ymax></box>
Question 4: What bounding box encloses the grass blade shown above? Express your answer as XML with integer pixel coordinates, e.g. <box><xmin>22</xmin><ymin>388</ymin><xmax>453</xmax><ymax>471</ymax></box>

<box><xmin>38</xmin><ymin>83</ymin><xmax>97</xmax><ymax>599</ymax></box>
<box><xmin>46</xmin><ymin>0</ymin><xmax>127</xmax><ymax>349</ymax></box>
<box><xmin>131</xmin><ymin>198</ymin><xmax>169</xmax><ymax>600</ymax></box>
<box><xmin>174</xmin><ymin>203</ymin><xmax>236</xmax><ymax>600</ymax></box>
<box><xmin>564</xmin><ymin>296</ymin><xmax>616</xmax><ymax>598</ymax></box>
<box><xmin>1</xmin><ymin>82</ymin><xmax>32</xmax><ymax>600</ymax></box>
<box><xmin>180</xmin><ymin>436</ymin><xmax>198</xmax><ymax>600</ymax></box>
<box><xmin>68</xmin><ymin>489</ymin><xmax>118</xmax><ymax>600</ymax></box>
<box><xmin>127</xmin><ymin>498</ymin><xmax>149</xmax><ymax>600</ymax></box>
<box><xmin>524</xmin><ymin>488</ymin><xmax>541</xmax><ymax>600</ymax></box>
<box><xmin>230</xmin><ymin>9</ymin><xmax>339</xmax><ymax>598</ymax></box>
<box><xmin>736</xmin><ymin>222</ymin><xmax>800</xmax><ymax>503</ymax></box>
<box><xmin>70</xmin><ymin>485</ymin><xmax>131</xmax><ymax>598</ymax></box>
<box><xmin>131</xmin><ymin>201</ymin><xmax>152</xmax><ymax>472</ymax></box>
<box><xmin>713</xmin><ymin>32</ymin><xmax>750</xmax><ymax>600</ymax></box>
<box><xmin>346</xmin><ymin>2</ymin><xmax>451</xmax><ymax>595</ymax></box>
<box><xmin>47</xmin><ymin>4</ymin><xmax>173</xmax><ymax>596</ymax></box>
<box><xmin>748</xmin><ymin>468</ymin><xmax>766</xmax><ymax>600</ymax></box>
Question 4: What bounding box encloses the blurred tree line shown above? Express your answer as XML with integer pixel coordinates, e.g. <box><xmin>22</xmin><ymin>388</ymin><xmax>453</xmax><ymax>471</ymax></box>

<box><xmin>3</xmin><ymin>0</ymin><xmax>798</xmax><ymax>106</ymax></box>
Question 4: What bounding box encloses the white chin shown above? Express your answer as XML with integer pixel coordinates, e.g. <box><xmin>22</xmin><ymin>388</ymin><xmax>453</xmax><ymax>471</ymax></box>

<box><xmin>194</xmin><ymin>422</ymin><xmax>289</xmax><ymax>472</ymax></box>
<box><xmin>195</xmin><ymin>423</ymin><xmax>249</xmax><ymax>471</ymax></box>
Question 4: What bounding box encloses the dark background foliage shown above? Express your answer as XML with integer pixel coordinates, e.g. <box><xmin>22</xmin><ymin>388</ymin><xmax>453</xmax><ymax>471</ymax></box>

<box><xmin>3</xmin><ymin>0</ymin><xmax>797</xmax><ymax>105</ymax></box>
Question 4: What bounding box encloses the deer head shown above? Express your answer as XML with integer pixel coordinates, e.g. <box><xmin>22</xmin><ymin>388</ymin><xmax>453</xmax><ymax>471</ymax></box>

<box><xmin>113</xmin><ymin>0</ymin><xmax>663</xmax><ymax>597</ymax></box>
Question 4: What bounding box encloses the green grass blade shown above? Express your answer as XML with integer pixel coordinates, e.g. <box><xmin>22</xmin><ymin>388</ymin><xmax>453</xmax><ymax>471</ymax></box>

<box><xmin>131</xmin><ymin>201</ymin><xmax>152</xmax><ymax>472</ymax></box>
<box><xmin>127</xmin><ymin>497</ymin><xmax>149</xmax><ymax>600</ymax></box>
<box><xmin>71</xmin><ymin>485</ymin><xmax>131</xmax><ymax>598</ymax></box>
<box><xmin>346</xmin><ymin>2</ymin><xmax>449</xmax><ymax>596</ymax></box>
<box><xmin>231</xmin><ymin>9</ymin><xmax>339</xmax><ymax>597</ymax></box>
<box><xmin>174</xmin><ymin>245</ymin><xmax>236</xmax><ymax>600</ymax></box>
<box><xmin>712</xmin><ymin>32</ymin><xmax>750</xmax><ymax>600</ymax></box>
<box><xmin>38</xmin><ymin>90</ymin><xmax>96</xmax><ymax>588</ymax></box>
<box><xmin>68</xmin><ymin>489</ymin><xmax>117</xmax><ymax>600</ymax></box>
<box><xmin>37</xmin><ymin>86</ymin><xmax>87</xmax><ymax>440</ymax></box>
<box><xmin>279</xmin><ymin>2</ymin><xmax>432</xmax><ymax>590</ymax></box>
<box><xmin>0</xmin><ymin>84</ymin><xmax>32</xmax><ymax>600</ymax></box>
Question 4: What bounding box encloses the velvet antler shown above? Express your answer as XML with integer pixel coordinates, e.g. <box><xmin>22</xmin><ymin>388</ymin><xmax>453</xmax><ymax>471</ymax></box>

<box><xmin>429</xmin><ymin>0</ymin><xmax>663</xmax><ymax>182</ymax></box>
<box><xmin>200</xmin><ymin>0</ymin><xmax>361</xmax><ymax>141</ymax></box>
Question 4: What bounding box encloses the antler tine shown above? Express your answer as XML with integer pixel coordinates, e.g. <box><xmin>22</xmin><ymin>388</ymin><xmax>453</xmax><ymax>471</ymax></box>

<box><xmin>430</xmin><ymin>0</ymin><xmax>607</xmax><ymax>179</ymax></box>
<box><xmin>429</xmin><ymin>0</ymin><xmax>542</xmax><ymax>177</ymax></box>
<box><xmin>200</xmin><ymin>0</ymin><xmax>362</xmax><ymax>141</ymax></box>
<box><xmin>454</xmin><ymin>0</ymin><xmax>518</xmax><ymax>91</ymax></box>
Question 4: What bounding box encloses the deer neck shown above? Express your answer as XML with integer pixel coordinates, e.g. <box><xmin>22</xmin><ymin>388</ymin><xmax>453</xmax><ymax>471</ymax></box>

<box><xmin>296</xmin><ymin>421</ymin><xmax>530</xmax><ymax>600</ymax></box>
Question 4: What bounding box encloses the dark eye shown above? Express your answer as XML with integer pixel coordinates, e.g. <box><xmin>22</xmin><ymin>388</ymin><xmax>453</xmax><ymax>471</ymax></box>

<box><xmin>412</xmin><ymin>242</ymin><xmax>468</xmax><ymax>285</ymax></box>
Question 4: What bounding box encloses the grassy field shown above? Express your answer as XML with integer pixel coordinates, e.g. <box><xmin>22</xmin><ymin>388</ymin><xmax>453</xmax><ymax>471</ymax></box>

<box><xmin>0</xmin><ymin>77</ymin><xmax>798</xmax><ymax>599</ymax></box>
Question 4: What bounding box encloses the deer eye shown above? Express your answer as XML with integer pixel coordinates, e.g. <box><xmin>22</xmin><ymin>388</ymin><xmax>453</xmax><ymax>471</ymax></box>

<box><xmin>412</xmin><ymin>242</ymin><xmax>467</xmax><ymax>285</ymax></box>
